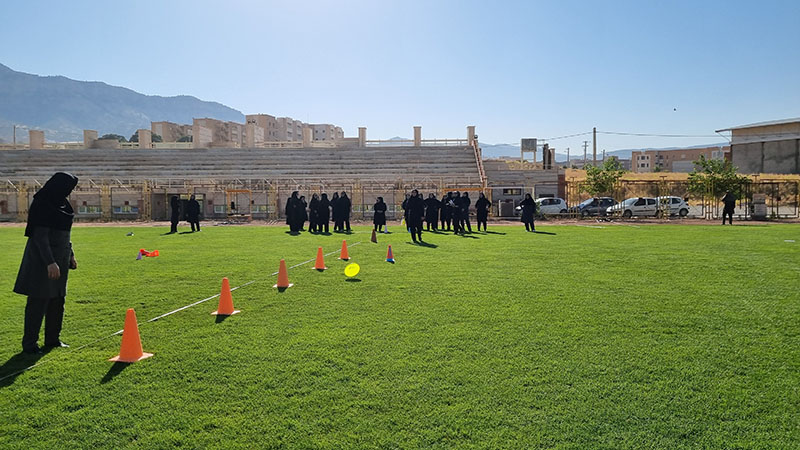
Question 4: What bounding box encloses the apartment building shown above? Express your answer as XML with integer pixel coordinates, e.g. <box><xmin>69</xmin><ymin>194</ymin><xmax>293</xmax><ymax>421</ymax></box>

<box><xmin>631</xmin><ymin>146</ymin><xmax>730</xmax><ymax>173</ymax></box>
<box><xmin>151</xmin><ymin>121</ymin><xmax>192</xmax><ymax>142</ymax></box>
<box><xmin>192</xmin><ymin>118</ymin><xmax>245</xmax><ymax>148</ymax></box>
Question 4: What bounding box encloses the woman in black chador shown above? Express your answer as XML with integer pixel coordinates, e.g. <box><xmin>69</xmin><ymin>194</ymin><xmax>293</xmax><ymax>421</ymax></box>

<box><xmin>373</xmin><ymin>196</ymin><xmax>387</xmax><ymax>232</ymax></box>
<box><xmin>459</xmin><ymin>192</ymin><xmax>472</xmax><ymax>233</ymax></box>
<box><xmin>187</xmin><ymin>194</ymin><xmax>201</xmax><ymax>232</ymax></box>
<box><xmin>450</xmin><ymin>191</ymin><xmax>461</xmax><ymax>233</ymax></box>
<box><xmin>169</xmin><ymin>195</ymin><xmax>180</xmax><ymax>233</ymax></box>
<box><xmin>14</xmin><ymin>172</ymin><xmax>79</xmax><ymax>354</ymax></box>
<box><xmin>424</xmin><ymin>193</ymin><xmax>440</xmax><ymax>231</ymax></box>
<box><xmin>441</xmin><ymin>192</ymin><xmax>453</xmax><ymax>231</ymax></box>
<box><xmin>285</xmin><ymin>191</ymin><xmax>303</xmax><ymax>233</ymax></box>
<box><xmin>475</xmin><ymin>192</ymin><xmax>490</xmax><ymax>231</ymax></box>
<box><xmin>318</xmin><ymin>193</ymin><xmax>331</xmax><ymax>233</ymax></box>
<box><xmin>401</xmin><ymin>194</ymin><xmax>410</xmax><ymax>231</ymax></box>
<box><xmin>520</xmin><ymin>193</ymin><xmax>537</xmax><ymax>232</ymax></box>
<box><xmin>339</xmin><ymin>191</ymin><xmax>352</xmax><ymax>232</ymax></box>
<box><xmin>308</xmin><ymin>193</ymin><xmax>320</xmax><ymax>233</ymax></box>
<box><xmin>299</xmin><ymin>195</ymin><xmax>308</xmax><ymax>231</ymax></box>
<box><xmin>331</xmin><ymin>192</ymin><xmax>341</xmax><ymax>232</ymax></box>
<box><xmin>407</xmin><ymin>189</ymin><xmax>425</xmax><ymax>243</ymax></box>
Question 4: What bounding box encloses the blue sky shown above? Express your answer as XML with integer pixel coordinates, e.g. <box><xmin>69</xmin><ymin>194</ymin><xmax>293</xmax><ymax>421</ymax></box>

<box><xmin>2</xmin><ymin>0</ymin><xmax>799</xmax><ymax>153</ymax></box>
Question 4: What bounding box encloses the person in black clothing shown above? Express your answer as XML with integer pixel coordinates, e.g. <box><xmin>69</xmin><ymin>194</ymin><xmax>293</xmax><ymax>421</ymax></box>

<box><xmin>450</xmin><ymin>191</ymin><xmax>461</xmax><ymax>233</ymax></box>
<box><xmin>407</xmin><ymin>189</ymin><xmax>425</xmax><ymax>243</ymax></box>
<box><xmin>299</xmin><ymin>195</ymin><xmax>308</xmax><ymax>231</ymax></box>
<box><xmin>309</xmin><ymin>193</ymin><xmax>320</xmax><ymax>233</ymax></box>
<box><xmin>14</xmin><ymin>172</ymin><xmax>79</xmax><ymax>353</ymax></box>
<box><xmin>721</xmin><ymin>190</ymin><xmax>736</xmax><ymax>225</ymax></box>
<box><xmin>373</xmin><ymin>196</ymin><xmax>387</xmax><ymax>232</ymax></box>
<box><xmin>401</xmin><ymin>194</ymin><xmax>411</xmax><ymax>231</ymax></box>
<box><xmin>340</xmin><ymin>191</ymin><xmax>352</xmax><ymax>232</ymax></box>
<box><xmin>520</xmin><ymin>193</ymin><xmax>536</xmax><ymax>232</ymax></box>
<box><xmin>440</xmin><ymin>192</ymin><xmax>451</xmax><ymax>231</ymax></box>
<box><xmin>169</xmin><ymin>195</ymin><xmax>180</xmax><ymax>233</ymax></box>
<box><xmin>187</xmin><ymin>194</ymin><xmax>201</xmax><ymax>232</ymax></box>
<box><xmin>460</xmin><ymin>192</ymin><xmax>472</xmax><ymax>233</ymax></box>
<box><xmin>475</xmin><ymin>192</ymin><xmax>490</xmax><ymax>231</ymax></box>
<box><xmin>285</xmin><ymin>191</ymin><xmax>303</xmax><ymax>233</ymax></box>
<box><xmin>318</xmin><ymin>193</ymin><xmax>331</xmax><ymax>233</ymax></box>
<box><xmin>331</xmin><ymin>192</ymin><xmax>341</xmax><ymax>232</ymax></box>
<box><xmin>424</xmin><ymin>193</ymin><xmax>440</xmax><ymax>231</ymax></box>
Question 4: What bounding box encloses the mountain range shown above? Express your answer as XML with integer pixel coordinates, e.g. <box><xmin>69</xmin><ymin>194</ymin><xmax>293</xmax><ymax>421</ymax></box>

<box><xmin>0</xmin><ymin>63</ymin><xmax>244</xmax><ymax>143</ymax></box>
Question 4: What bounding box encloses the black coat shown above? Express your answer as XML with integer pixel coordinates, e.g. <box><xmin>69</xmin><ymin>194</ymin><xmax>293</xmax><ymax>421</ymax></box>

<box><xmin>424</xmin><ymin>198</ymin><xmax>440</xmax><ymax>222</ymax></box>
<box><xmin>722</xmin><ymin>192</ymin><xmax>737</xmax><ymax>211</ymax></box>
<box><xmin>170</xmin><ymin>197</ymin><xmax>181</xmax><ymax>222</ymax></box>
<box><xmin>407</xmin><ymin>195</ymin><xmax>425</xmax><ymax>225</ymax></box>
<box><xmin>475</xmin><ymin>197</ymin><xmax>490</xmax><ymax>218</ymax></box>
<box><xmin>318</xmin><ymin>198</ymin><xmax>331</xmax><ymax>222</ymax></box>
<box><xmin>187</xmin><ymin>199</ymin><xmax>200</xmax><ymax>221</ymax></box>
<box><xmin>520</xmin><ymin>197</ymin><xmax>536</xmax><ymax>222</ymax></box>
<box><xmin>373</xmin><ymin>201</ymin><xmax>387</xmax><ymax>225</ymax></box>
<box><xmin>309</xmin><ymin>198</ymin><xmax>320</xmax><ymax>223</ymax></box>
<box><xmin>339</xmin><ymin>196</ymin><xmax>352</xmax><ymax>219</ymax></box>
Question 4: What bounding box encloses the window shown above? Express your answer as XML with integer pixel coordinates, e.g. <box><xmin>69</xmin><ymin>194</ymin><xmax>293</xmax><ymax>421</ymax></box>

<box><xmin>214</xmin><ymin>205</ymin><xmax>226</xmax><ymax>214</ymax></box>
<box><xmin>634</xmin><ymin>198</ymin><xmax>646</xmax><ymax>206</ymax></box>
<box><xmin>672</xmin><ymin>198</ymin><xmax>680</xmax><ymax>204</ymax></box>
<box><xmin>502</xmin><ymin>188</ymin><xmax>522</xmax><ymax>195</ymax></box>
<box><xmin>646</xmin><ymin>199</ymin><xmax>656</xmax><ymax>206</ymax></box>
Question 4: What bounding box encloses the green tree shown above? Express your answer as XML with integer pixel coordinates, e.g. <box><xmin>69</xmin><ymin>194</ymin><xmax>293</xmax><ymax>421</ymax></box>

<box><xmin>129</xmin><ymin>131</ymin><xmax>162</xmax><ymax>143</ymax></box>
<box><xmin>99</xmin><ymin>133</ymin><xmax>127</xmax><ymax>142</ymax></box>
<box><xmin>583</xmin><ymin>158</ymin><xmax>626</xmax><ymax>196</ymax></box>
<box><xmin>687</xmin><ymin>156</ymin><xmax>749</xmax><ymax>199</ymax></box>
<box><xmin>177</xmin><ymin>135</ymin><xmax>192</xmax><ymax>143</ymax></box>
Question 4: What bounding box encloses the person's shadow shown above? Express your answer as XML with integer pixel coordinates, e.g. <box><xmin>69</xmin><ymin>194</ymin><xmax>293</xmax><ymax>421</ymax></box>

<box><xmin>101</xmin><ymin>362</ymin><xmax>131</xmax><ymax>384</ymax></box>
<box><xmin>0</xmin><ymin>350</ymin><xmax>52</xmax><ymax>388</ymax></box>
<box><xmin>533</xmin><ymin>230</ymin><xmax>557</xmax><ymax>235</ymax></box>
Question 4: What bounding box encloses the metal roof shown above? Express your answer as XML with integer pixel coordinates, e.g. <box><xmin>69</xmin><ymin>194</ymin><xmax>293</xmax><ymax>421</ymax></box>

<box><xmin>716</xmin><ymin>117</ymin><xmax>800</xmax><ymax>132</ymax></box>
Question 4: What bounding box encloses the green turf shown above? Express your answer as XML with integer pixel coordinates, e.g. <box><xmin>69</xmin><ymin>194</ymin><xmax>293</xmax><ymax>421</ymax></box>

<box><xmin>0</xmin><ymin>223</ymin><xmax>798</xmax><ymax>448</ymax></box>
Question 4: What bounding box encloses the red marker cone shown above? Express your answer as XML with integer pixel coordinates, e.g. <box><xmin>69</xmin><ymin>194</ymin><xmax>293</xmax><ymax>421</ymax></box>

<box><xmin>273</xmin><ymin>259</ymin><xmax>293</xmax><ymax>289</ymax></box>
<box><xmin>371</xmin><ymin>229</ymin><xmax>378</xmax><ymax>243</ymax></box>
<box><xmin>386</xmin><ymin>245</ymin><xmax>395</xmax><ymax>263</ymax></box>
<box><xmin>109</xmin><ymin>308</ymin><xmax>153</xmax><ymax>363</ymax></box>
<box><xmin>339</xmin><ymin>240</ymin><xmax>350</xmax><ymax>260</ymax></box>
<box><xmin>212</xmin><ymin>277</ymin><xmax>240</xmax><ymax>315</ymax></box>
<box><xmin>313</xmin><ymin>247</ymin><xmax>327</xmax><ymax>270</ymax></box>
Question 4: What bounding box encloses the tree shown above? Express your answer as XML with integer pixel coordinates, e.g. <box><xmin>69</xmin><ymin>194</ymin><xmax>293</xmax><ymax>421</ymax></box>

<box><xmin>129</xmin><ymin>131</ymin><xmax>162</xmax><ymax>143</ymax></box>
<box><xmin>687</xmin><ymin>156</ymin><xmax>749</xmax><ymax>199</ymax></box>
<box><xmin>583</xmin><ymin>158</ymin><xmax>626</xmax><ymax>196</ymax></box>
<box><xmin>177</xmin><ymin>135</ymin><xmax>192</xmax><ymax>143</ymax></box>
<box><xmin>99</xmin><ymin>133</ymin><xmax>127</xmax><ymax>142</ymax></box>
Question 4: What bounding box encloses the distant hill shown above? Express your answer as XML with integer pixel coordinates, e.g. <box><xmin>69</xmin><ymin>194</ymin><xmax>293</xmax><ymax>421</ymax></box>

<box><xmin>481</xmin><ymin>142</ymin><xmax>728</xmax><ymax>163</ymax></box>
<box><xmin>0</xmin><ymin>63</ymin><xmax>244</xmax><ymax>142</ymax></box>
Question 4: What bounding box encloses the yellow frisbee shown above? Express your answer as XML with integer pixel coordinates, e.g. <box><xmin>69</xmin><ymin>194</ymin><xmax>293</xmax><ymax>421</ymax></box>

<box><xmin>344</xmin><ymin>263</ymin><xmax>360</xmax><ymax>278</ymax></box>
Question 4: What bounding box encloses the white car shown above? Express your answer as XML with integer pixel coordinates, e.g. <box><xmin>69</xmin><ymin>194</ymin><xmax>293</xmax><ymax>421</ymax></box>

<box><xmin>607</xmin><ymin>197</ymin><xmax>658</xmax><ymax>218</ymax></box>
<box><xmin>656</xmin><ymin>196</ymin><xmax>690</xmax><ymax>217</ymax></box>
<box><xmin>535</xmin><ymin>197</ymin><xmax>568</xmax><ymax>215</ymax></box>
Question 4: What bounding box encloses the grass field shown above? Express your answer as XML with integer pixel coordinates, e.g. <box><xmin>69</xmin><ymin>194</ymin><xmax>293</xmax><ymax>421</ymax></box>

<box><xmin>0</xmin><ymin>222</ymin><xmax>798</xmax><ymax>448</ymax></box>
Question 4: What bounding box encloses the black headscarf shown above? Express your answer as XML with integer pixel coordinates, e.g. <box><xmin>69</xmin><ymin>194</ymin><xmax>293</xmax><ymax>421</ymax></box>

<box><xmin>25</xmin><ymin>172</ymin><xmax>78</xmax><ymax>237</ymax></box>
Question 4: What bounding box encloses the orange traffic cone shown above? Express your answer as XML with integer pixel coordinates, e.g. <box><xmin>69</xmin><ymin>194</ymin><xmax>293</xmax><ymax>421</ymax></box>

<box><xmin>313</xmin><ymin>247</ymin><xmax>327</xmax><ymax>270</ymax></box>
<box><xmin>109</xmin><ymin>308</ymin><xmax>153</xmax><ymax>363</ymax></box>
<box><xmin>339</xmin><ymin>240</ymin><xmax>350</xmax><ymax>260</ymax></box>
<box><xmin>371</xmin><ymin>229</ymin><xmax>377</xmax><ymax>243</ymax></box>
<box><xmin>273</xmin><ymin>259</ymin><xmax>293</xmax><ymax>289</ymax></box>
<box><xmin>386</xmin><ymin>245</ymin><xmax>395</xmax><ymax>263</ymax></box>
<box><xmin>212</xmin><ymin>277</ymin><xmax>240</xmax><ymax>315</ymax></box>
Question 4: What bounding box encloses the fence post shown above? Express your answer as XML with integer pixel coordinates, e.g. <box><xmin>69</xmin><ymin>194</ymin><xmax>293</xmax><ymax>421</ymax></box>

<box><xmin>16</xmin><ymin>183</ymin><xmax>28</xmax><ymax>222</ymax></box>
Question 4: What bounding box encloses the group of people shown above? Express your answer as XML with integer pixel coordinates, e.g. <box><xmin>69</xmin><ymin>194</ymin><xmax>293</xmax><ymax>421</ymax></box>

<box><xmin>284</xmin><ymin>191</ymin><xmax>353</xmax><ymax>234</ymax></box>
<box><xmin>398</xmin><ymin>191</ymin><xmax>492</xmax><ymax>239</ymax></box>
<box><xmin>169</xmin><ymin>195</ymin><xmax>201</xmax><ymax>233</ymax></box>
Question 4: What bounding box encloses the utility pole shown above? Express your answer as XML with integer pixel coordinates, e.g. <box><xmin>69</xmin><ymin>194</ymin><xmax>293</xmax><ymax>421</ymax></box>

<box><xmin>13</xmin><ymin>125</ymin><xmax>16</xmax><ymax>148</ymax></box>
<box><xmin>592</xmin><ymin>127</ymin><xmax>597</xmax><ymax>166</ymax></box>
<box><xmin>582</xmin><ymin>140</ymin><xmax>589</xmax><ymax>167</ymax></box>
<box><xmin>602</xmin><ymin>149</ymin><xmax>606</xmax><ymax>162</ymax></box>
<box><xmin>566</xmin><ymin>147</ymin><xmax>570</xmax><ymax>167</ymax></box>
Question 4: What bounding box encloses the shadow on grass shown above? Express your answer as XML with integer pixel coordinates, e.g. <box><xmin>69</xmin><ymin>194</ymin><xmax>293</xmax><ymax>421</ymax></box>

<box><xmin>345</xmin><ymin>278</ymin><xmax>362</xmax><ymax>283</ymax></box>
<box><xmin>484</xmin><ymin>230</ymin><xmax>507</xmax><ymax>235</ymax></box>
<box><xmin>533</xmin><ymin>230</ymin><xmax>557</xmax><ymax>235</ymax></box>
<box><xmin>457</xmin><ymin>234</ymin><xmax>480</xmax><ymax>239</ymax></box>
<box><xmin>214</xmin><ymin>315</ymin><xmax>230</xmax><ymax>324</ymax></box>
<box><xmin>0</xmin><ymin>349</ymin><xmax>52</xmax><ymax>388</ymax></box>
<box><xmin>101</xmin><ymin>362</ymin><xmax>130</xmax><ymax>384</ymax></box>
<box><xmin>284</xmin><ymin>231</ymin><xmax>301</xmax><ymax>236</ymax></box>
<box><xmin>179</xmin><ymin>231</ymin><xmax>195</xmax><ymax>235</ymax></box>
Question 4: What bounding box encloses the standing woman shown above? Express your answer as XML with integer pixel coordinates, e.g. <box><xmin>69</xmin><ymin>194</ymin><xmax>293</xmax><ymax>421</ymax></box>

<box><xmin>169</xmin><ymin>195</ymin><xmax>180</xmax><ymax>233</ymax></box>
<box><xmin>520</xmin><ymin>193</ymin><xmax>536</xmax><ymax>232</ymax></box>
<box><xmin>318</xmin><ymin>193</ymin><xmax>331</xmax><ymax>233</ymax></box>
<box><xmin>15</xmin><ymin>172</ymin><xmax>79</xmax><ymax>353</ymax></box>
<box><xmin>187</xmin><ymin>194</ymin><xmax>201</xmax><ymax>232</ymax></box>
<box><xmin>331</xmin><ymin>192</ymin><xmax>341</xmax><ymax>232</ymax></box>
<box><xmin>401</xmin><ymin>194</ymin><xmax>410</xmax><ymax>231</ymax></box>
<box><xmin>308</xmin><ymin>193</ymin><xmax>320</xmax><ymax>233</ymax></box>
<box><xmin>340</xmin><ymin>191</ymin><xmax>352</xmax><ymax>232</ymax></box>
<box><xmin>373</xmin><ymin>196</ymin><xmax>387</xmax><ymax>233</ymax></box>
<box><xmin>475</xmin><ymin>192</ymin><xmax>490</xmax><ymax>232</ymax></box>
<box><xmin>441</xmin><ymin>192</ymin><xmax>452</xmax><ymax>231</ymax></box>
<box><xmin>299</xmin><ymin>195</ymin><xmax>309</xmax><ymax>231</ymax></box>
<box><xmin>285</xmin><ymin>191</ymin><xmax>301</xmax><ymax>233</ymax></box>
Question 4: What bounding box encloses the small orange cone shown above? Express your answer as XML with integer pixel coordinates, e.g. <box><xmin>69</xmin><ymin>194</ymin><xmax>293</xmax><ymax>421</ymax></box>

<box><xmin>339</xmin><ymin>240</ymin><xmax>350</xmax><ymax>260</ymax></box>
<box><xmin>386</xmin><ymin>245</ymin><xmax>395</xmax><ymax>263</ymax></box>
<box><xmin>273</xmin><ymin>259</ymin><xmax>293</xmax><ymax>289</ymax></box>
<box><xmin>109</xmin><ymin>308</ymin><xmax>153</xmax><ymax>363</ymax></box>
<box><xmin>212</xmin><ymin>277</ymin><xmax>240</xmax><ymax>315</ymax></box>
<box><xmin>313</xmin><ymin>247</ymin><xmax>327</xmax><ymax>270</ymax></box>
<box><xmin>371</xmin><ymin>229</ymin><xmax>377</xmax><ymax>243</ymax></box>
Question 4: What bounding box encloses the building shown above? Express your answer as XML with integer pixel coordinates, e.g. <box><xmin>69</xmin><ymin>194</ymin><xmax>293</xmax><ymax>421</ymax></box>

<box><xmin>276</xmin><ymin>117</ymin><xmax>306</xmax><ymax>142</ymax></box>
<box><xmin>716</xmin><ymin>118</ymin><xmax>800</xmax><ymax>174</ymax></box>
<box><xmin>151</xmin><ymin>121</ymin><xmax>192</xmax><ymax>142</ymax></box>
<box><xmin>631</xmin><ymin>146</ymin><xmax>730</xmax><ymax>173</ymax></box>
<box><xmin>311</xmin><ymin>124</ymin><xmax>344</xmax><ymax>142</ymax></box>
<box><xmin>245</xmin><ymin>114</ymin><xmax>278</xmax><ymax>142</ymax></box>
<box><xmin>607</xmin><ymin>156</ymin><xmax>632</xmax><ymax>171</ymax></box>
<box><xmin>192</xmin><ymin>118</ymin><xmax>245</xmax><ymax>148</ymax></box>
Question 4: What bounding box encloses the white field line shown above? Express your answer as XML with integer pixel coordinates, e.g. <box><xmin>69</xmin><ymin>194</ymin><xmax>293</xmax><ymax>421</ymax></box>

<box><xmin>0</xmin><ymin>242</ymin><xmax>361</xmax><ymax>382</ymax></box>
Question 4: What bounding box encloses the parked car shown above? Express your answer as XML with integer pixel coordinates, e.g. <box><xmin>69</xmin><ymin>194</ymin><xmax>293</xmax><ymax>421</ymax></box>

<box><xmin>607</xmin><ymin>197</ymin><xmax>659</xmax><ymax>218</ymax></box>
<box><xmin>656</xmin><ymin>196</ymin><xmax>690</xmax><ymax>217</ymax></box>
<box><xmin>570</xmin><ymin>197</ymin><xmax>617</xmax><ymax>217</ymax></box>
<box><xmin>535</xmin><ymin>197</ymin><xmax>568</xmax><ymax>215</ymax></box>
